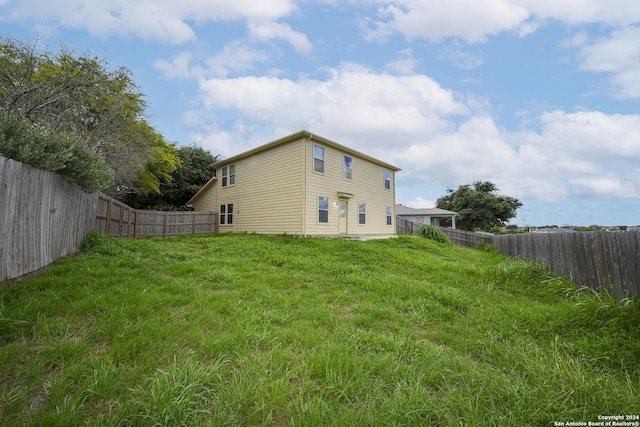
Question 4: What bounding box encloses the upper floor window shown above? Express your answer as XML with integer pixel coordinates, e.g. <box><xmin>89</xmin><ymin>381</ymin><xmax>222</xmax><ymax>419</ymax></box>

<box><xmin>313</xmin><ymin>145</ymin><xmax>324</xmax><ymax>173</ymax></box>
<box><xmin>343</xmin><ymin>155</ymin><xmax>352</xmax><ymax>180</ymax></box>
<box><xmin>358</xmin><ymin>202</ymin><xmax>366</xmax><ymax>225</ymax></box>
<box><xmin>384</xmin><ymin>169</ymin><xmax>391</xmax><ymax>190</ymax></box>
<box><xmin>221</xmin><ymin>164</ymin><xmax>235</xmax><ymax>187</ymax></box>
<box><xmin>318</xmin><ymin>196</ymin><xmax>329</xmax><ymax>223</ymax></box>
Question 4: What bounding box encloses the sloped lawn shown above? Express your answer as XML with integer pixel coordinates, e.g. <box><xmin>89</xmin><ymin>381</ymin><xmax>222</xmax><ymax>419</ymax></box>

<box><xmin>1</xmin><ymin>233</ymin><xmax>639</xmax><ymax>426</ymax></box>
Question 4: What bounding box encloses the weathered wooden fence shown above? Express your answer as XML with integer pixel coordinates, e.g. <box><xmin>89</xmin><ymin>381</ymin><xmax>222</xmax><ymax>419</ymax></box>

<box><xmin>1</xmin><ymin>156</ymin><xmax>217</xmax><ymax>282</ymax></box>
<box><xmin>1</xmin><ymin>156</ymin><xmax>98</xmax><ymax>282</ymax></box>
<box><xmin>440</xmin><ymin>228</ymin><xmax>493</xmax><ymax>248</ymax></box>
<box><xmin>396</xmin><ymin>216</ymin><xmax>640</xmax><ymax>298</ymax></box>
<box><xmin>493</xmin><ymin>232</ymin><xmax>640</xmax><ymax>299</ymax></box>
<box><xmin>95</xmin><ymin>195</ymin><xmax>217</xmax><ymax>237</ymax></box>
<box><xmin>396</xmin><ymin>217</ymin><xmax>420</xmax><ymax>236</ymax></box>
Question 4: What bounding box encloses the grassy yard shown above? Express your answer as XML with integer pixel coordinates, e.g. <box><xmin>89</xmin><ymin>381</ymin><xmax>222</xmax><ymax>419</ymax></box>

<box><xmin>1</xmin><ymin>233</ymin><xmax>639</xmax><ymax>426</ymax></box>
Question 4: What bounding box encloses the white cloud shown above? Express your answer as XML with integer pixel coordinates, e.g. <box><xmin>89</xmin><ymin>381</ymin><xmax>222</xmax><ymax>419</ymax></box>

<box><xmin>248</xmin><ymin>20</ymin><xmax>313</xmax><ymax>54</ymax></box>
<box><xmin>438</xmin><ymin>44</ymin><xmax>485</xmax><ymax>70</ymax></box>
<box><xmin>385</xmin><ymin>48</ymin><xmax>418</xmax><ymax>75</ymax></box>
<box><xmin>575</xmin><ymin>26</ymin><xmax>640</xmax><ymax>98</ymax></box>
<box><xmin>206</xmin><ymin>42</ymin><xmax>271</xmax><ymax>78</ymax></box>
<box><xmin>367</xmin><ymin>0</ymin><xmax>530</xmax><ymax>43</ymax></box>
<box><xmin>196</xmin><ymin>63</ymin><xmax>468</xmax><ymax>157</ymax></box>
<box><xmin>405</xmin><ymin>197</ymin><xmax>436</xmax><ymax>208</ymax></box>
<box><xmin>517</xmin><ymin>0</ymin><xmax>640</xmax><ymax>26</ymax></box>
<box><xmin>2</xmin><ymin>0</ymin><xmax>297</xmax><ymax>43</ymax></box>
<box><xmin>363</xmin><ymin>0</ymin><xmax>640</xmax><ymax>43</ymax></box>
<box><xmin>154</xmin><ymin>51</ymin><xmax>201</xmax><ymax>79</ymax></box>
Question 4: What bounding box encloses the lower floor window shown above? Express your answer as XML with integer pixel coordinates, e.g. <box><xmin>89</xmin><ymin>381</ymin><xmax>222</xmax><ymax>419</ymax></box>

<box><xmin>358</xmin><ymin>202</ymin><xmax>366</xmax><ymax>225</ymax></box>
<box><xmin>318</xmin><ymin>196</ymin><xmax>329</xmax><ymax>223</ymax></box>
<box><xmin>220</xmin><ymin>203</ymin><xmax>233</xmax><ymax>225</ymax></box>
<box><xmin>386</xmin><ymin>206</ymin><xmax>392</xmax><ymax>225</ymax></box>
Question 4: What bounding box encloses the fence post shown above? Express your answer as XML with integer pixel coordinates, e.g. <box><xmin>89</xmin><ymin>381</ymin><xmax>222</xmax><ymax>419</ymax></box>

<box><xmin>105</xmin><ymin>197</ymin><xmax>112</xmax><ymax>236</ymax></box>
<box><xmin>163</xmin><ymin>213</ymin><xmax>168</xmax><ymax>237</ymax></box>
<box><xmin>118</xmin><ymin>202</ymin><xmax>125</xmax><ymax>237</ymax></box>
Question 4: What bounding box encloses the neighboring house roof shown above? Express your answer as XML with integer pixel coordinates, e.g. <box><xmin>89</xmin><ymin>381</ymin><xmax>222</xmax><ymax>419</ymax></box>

<box><xmin>187</xmin><ymin>130</ymin><xmax>401</xmax><ymax>207</ymax></box>
<box><xmin>395</xmin><ymin>204</ymin><xmax>458</xmax><ymax>217</ymax></box>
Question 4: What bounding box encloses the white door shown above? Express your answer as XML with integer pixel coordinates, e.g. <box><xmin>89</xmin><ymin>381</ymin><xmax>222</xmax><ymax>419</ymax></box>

<box><xmin>339</xmin><ymin>201</ymin><xmax>347</xmax><ymax>235</ymax></box>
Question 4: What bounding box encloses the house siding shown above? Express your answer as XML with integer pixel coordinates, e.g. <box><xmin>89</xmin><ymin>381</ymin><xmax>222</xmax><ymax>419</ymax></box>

<box><xmin>304</xmin><ymin>138</ymin><xmax>396</xmax><ymax>236</ymax></box>
<box><xmin>219</xmin><ymin>139</ymin><xmax>305</xmax><ymax>234</ymax></box>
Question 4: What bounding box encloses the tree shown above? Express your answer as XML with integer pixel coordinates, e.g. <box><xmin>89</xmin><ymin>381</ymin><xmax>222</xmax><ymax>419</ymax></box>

<box><xmin>0</xmin><ymin>36</ymin><xmax>178</xmax><ymax>196</ymax></box>
<box><xmin>436</xmin><ymin>181</ymin><xmax>522</xmax><ymax>231</ymax></box>
<box><xmin>122</xmin><ymin>145</ymin><xmax>219</xmax><ymax>210</ymax></box>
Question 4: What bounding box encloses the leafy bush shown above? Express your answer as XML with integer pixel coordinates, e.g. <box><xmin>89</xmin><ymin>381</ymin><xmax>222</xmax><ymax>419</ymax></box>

<box><xmin>418</xmin><ymin>225</ymin><xmax>450</xmax><ymax>244</ymax></box>
<box><xmin>475</xmin><ymin>242</ymin><xmax>500</xmax><ymax>254</ymax></box>
<box><xmin>79</xmin><ymin>231</ymin><xmax>123</xmax><ymax>256</ymax></box>
<box><xmin>0</xmin><ymin>115</ymin><xmax>112</xmax><ymax>192</ymax></box>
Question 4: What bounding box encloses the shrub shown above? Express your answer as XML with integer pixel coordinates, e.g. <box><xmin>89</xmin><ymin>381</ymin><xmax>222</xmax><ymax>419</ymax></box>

<box><xmin>79</xmin><ymin>231</ymin><xmax>123</xmax><ymax>256</ymax></box>
<box><xmin>418</xmin><ymin>225</ymin><xmax>450</xmax><ymax>244</ymax></box>
<box><xmin>475</xmin><ymin>242</ymin><xmax>500</xmax><ymax>254</ymax></box>
<box><xmin>0</xmin><ymin>115</ymin><xmax>112</xmax><ymax>192</ymax></box>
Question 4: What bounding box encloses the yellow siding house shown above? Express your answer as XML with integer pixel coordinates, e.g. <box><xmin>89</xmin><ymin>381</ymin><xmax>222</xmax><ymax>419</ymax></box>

<box><xmin>186</xmin><ymin>131</ymin><xmax>400</xmax><ymax>238</ymax></box>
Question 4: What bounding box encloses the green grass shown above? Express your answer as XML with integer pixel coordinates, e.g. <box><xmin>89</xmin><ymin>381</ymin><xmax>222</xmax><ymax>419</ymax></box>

<box><xmin>1</xmin><ymin>233</ymin><xmax>639</xmax><ymax>426</ymax></box>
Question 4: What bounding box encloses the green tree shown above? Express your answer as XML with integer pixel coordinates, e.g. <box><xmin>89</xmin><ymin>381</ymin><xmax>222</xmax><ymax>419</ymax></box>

<box><xmin>0</xmin><ymin>36</ymin><xmax>178</xmax><ymax>196</ymax></box>
<box><xmin>436</xmin><ymin>181</ymin><xmax>522</xmax><ymax>231</ymax></box>
<box><xmin>122</xmin><ymin>145</ymin><xmax>219</xmax><ymax>210</ymax></box>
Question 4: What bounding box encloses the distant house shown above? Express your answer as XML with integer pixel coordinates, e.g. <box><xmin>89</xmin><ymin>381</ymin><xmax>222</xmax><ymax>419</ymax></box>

<box><xmin>395</xmin><ymin>205</ymin><xmax>458</xmax><ymax>229</ymax></box>
<box><xmin>187</xmin><ymin>130</ymin><xmax>401</xmax><ymax>238</ymax></box>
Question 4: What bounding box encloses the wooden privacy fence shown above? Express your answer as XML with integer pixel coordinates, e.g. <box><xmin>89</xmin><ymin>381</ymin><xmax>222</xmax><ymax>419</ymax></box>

<box><xmin>1</xmin><ymin>156</ymin><xmax>98</xmax><ymax>282</ymax></box>
<box><xmin>440</xmin><ymin>228</ymin><xmax>493</xmax><ymax>248</ymax></box>
<box><xmin>493</xmin><ymin>232</ymin><xmax>640</xmax><ymax>299</ymax></box>
<box><xmin>1</xmin><ymin>156</ymin><xmax>218</xmax><ymax>282</ymax></box>
<box><xmin>396</xmin><ymin>217</ymin><xmax>420</xmax><ymax>236</ymax></box>
<box><xmin>95</xmin><ymin>194</ymin><xmax>218</xmax><ymax>237</ymax></box>
<box><xmin>396</xmin><ymin>216</ymin><xmax>640</xmax><ymax>299</ymax></box>
<box><xmin>396</xmin><ymin>217</ymin><xmax>493</xmax><ymax>248</ymax></box>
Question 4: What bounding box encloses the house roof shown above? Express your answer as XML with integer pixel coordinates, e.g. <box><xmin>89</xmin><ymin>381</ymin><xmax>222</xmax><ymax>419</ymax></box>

<box><xmin>395</xmin><ymin>204</ymin><xmax>458</xmax><ymax>217</ymax></box>
<box><xmin>187</xmin><ymin>130</ymin><xmax>401</xmax><ymax>206</ymax></box>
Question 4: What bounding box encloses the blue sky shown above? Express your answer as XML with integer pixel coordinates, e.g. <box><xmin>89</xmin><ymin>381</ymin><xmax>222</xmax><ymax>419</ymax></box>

<box><xmin>2</xmin><ymin>0</ymin><xmax>640</xmax><ymax>226</ymax></box>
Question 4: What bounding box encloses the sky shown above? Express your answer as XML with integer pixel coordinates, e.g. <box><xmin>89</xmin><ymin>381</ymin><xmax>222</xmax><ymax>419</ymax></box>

<box><xmin>1</xmin><ymin>0</ymin><xmax>640</xmax><ymax>227</ymax></box>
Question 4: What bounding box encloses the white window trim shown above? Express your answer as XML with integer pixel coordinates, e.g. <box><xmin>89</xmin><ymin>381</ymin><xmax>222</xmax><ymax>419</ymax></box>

<box><xmin>343</xmin><ymin>155</ymin><xmax>352</xmax><ymax>181</ymax></box>
<box><xmin>358</xmin><ymin>201</ymin><xmax>366</xmax><ymax>225</ymax></box>
<box><xmin>318</xmin><ymin>196</ymin><xmax>329</xmax><ymax>225</ymax></box>
<box><xmin>384</xmin><ymin>169</ymin><xmax>391</xmax><ymax>191</ymax></box>
<box><xmin>313</xmin><ymin>144</ymin><xmax>325</xmax><ymax>174</ymax></box>
<box><xmin>221</xmin><ymin>164</ymin><xmax>236</xmax><ymax>188</ymax></box>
